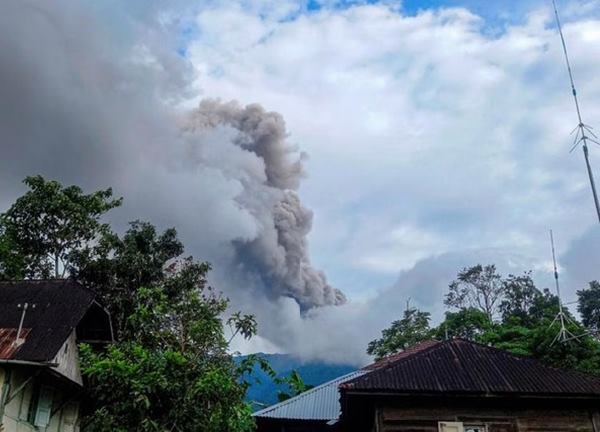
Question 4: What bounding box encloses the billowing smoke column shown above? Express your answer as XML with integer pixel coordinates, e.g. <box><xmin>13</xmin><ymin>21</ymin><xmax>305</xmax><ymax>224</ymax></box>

<box><xmin>0</xmin><ymin>0</ymin><xmax>344</xmax><ymax>319</ymax></box>
<box><xmin>187</xmin><ymin>100</ymin><xmax>346</xmax><ymax>309</ymax></box>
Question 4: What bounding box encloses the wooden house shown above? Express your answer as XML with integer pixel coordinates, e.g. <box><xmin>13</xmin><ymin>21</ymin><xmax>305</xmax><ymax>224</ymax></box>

<box><xmin>252</xmin><ymin>342</ymin><xmax>440</xmax><ymax>432</ymax></box>
<box><xmin>0</xmin><ymin>280</ymin><xmax>112</xmax><ymax>432</ymax></box>
<box><xmin>339</xmin><ymin>339</ymin><xmax>600</xmax><ymax>432</ymax></box>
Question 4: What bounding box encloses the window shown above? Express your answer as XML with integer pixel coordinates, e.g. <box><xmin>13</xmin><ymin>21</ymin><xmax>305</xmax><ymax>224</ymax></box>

<box><xmin>465</xmin><ymin>425</ymin><xmax>487</xmax><ymax>432</ymax></box>
<box><xmin>439</xmin><ymin>422</ymin><xmax>488</xmax><ymax>432</ymax></box>
<box><xmin>439</xmin><ymin>422</ymin><xmax>464</xmax><ymax>432</ymax></box>
<box><xmin>27</xmin><ymin>384</ymin><xmax>54</xmax><ymax>428</ymax></box>
<box><xmin>34</xmin><ymin>385</ymin><xmax>54</xmax><ymax>428</ymax></box>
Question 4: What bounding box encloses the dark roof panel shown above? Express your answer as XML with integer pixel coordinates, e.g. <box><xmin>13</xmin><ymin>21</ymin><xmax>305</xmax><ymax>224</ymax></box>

<box><xmin>364</xmin><ymin>340</ymin><xmax>441</xmax><ymax>371</ymax></box>
<box><xmin>342</xmin><ymin>339</ymin><xmax>600</xmax><ymax>397</ymax></box>
<box><xmin>0</xmin><ymin>280</ymin><xmax>96</xmax><ymax>362</ymax></box>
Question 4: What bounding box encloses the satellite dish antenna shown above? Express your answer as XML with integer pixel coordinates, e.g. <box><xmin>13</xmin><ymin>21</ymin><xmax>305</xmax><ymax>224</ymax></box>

<box><xmin>552</xmin><ymin>0</ymin><xmax>600</xmax><ymax>223</ymax></box>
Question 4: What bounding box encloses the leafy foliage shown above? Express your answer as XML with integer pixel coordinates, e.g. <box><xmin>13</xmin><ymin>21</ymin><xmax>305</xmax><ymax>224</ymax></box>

<box><xmin>367</xmin><ymin>308</ymin><xmax>432</xmax><ymax>360</ymax></box>
<box><xmin>578</xmin><ymin>281</ymin><xmax>600</xmax><ymax>333</ymax></box>
<box><xmin>80</xmin><ymin>259</ymin><xmax>257</xmax><ymax>432</ymax></box>
<box><xmin>370</xmin><ymin>264</ymin><xmax>600</xmax><ymax>375</ymax></box>
<box><xmin>81</xmin><ymin>343</ymin><xmax>254</xmax><ymax>432</ymax></box>
<box><xmin>445</xmin><ymin>264</ymin><xmax>503</xmax><ymax>322</ymax></box>
<box><xmin>73</xmin><ymin>221</ymin><xmax>184</xmax><ymax>339</ymax></box>
<box><xmin>0</xmin><ymin>225</ymin><xmax>26</xmax><ymax>279</ymax></box>
<box><xmin>499</xmin><ymin>272</ymin><xmax>542</xmax><ymax>325</ymax></box>
<box><xmin>275</xmin><ymin>370</ymin><xmax>315</xmax><ymax>402</ymax></box>
<box><xmin>239</xmin><ymin>353</ymin><xmax>355</xmax><ymax>408</ymax></box>
<box><xmin>0</xmin><ymin>175</ymin><xmax>121</xmax><ymax>278</ymax></box>
<box><xmin>0</xmin><ymin>176</ymin><xmax>261</xmax><ymax>432</ymax></box>
<box><xmin>236</xmin><ymin>354</ymin><xmax>318</xmax><ymax>404</ymax></box>
<box><xmin>435</xmin><ymin>308</ymin><xmax>491</xmax><ymax>341</ymax></box>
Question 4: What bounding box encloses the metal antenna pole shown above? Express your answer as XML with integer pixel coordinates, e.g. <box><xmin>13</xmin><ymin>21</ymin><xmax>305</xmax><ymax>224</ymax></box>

<box><xmin>552</xmin><ymin>0</ymin><xmax>600</xmax><ymax>224</ymax></box>
<box><xmin>550</xmin><ymin>231</ymin><xmax>562</xmax><ymax>317</ymax></box>
<box><xmin>549</xmin><ymin>231</ymin><xmax>568</xmax><ymax>344</ymax></box>
<box><xmin>548</xmin><ymin>230</ymin><xmax>585</xmax><ymax>345</ymax></box>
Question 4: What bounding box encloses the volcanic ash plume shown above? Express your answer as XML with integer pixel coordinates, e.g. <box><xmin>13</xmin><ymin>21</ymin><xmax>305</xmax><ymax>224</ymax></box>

<box><xmin>0</xmin><ymin>0</ymin><xmax>344</xmax><ymax>311</ymax></box>
<box><xmin>187</xmin><ymin>100</ymin><xmax>346</xmax><ymax>309</ymax></box>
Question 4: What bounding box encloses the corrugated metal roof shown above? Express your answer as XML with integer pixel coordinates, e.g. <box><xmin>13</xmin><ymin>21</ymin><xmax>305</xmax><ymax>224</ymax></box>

<box><xmin>0</xmin><ymin>328</ymin><xmax>31</xmax><ymax>359</ymax></box>
<box><xmin>364</xmin><ymin>340</ymin><xmax>441</xmax><ymax>371</ymax></box>
<box><xmin>342</xmin><ymin>339</ymin><xmax>600</xmax><ymax>397</ymax></box>
<box><xmin>253</xmin><ymin>370</ymin><xmax>367</xmax><ymax>420</ymax></box>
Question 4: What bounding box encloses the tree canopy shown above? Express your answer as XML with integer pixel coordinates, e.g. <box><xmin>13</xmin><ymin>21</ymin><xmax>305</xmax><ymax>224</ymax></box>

<box><xmin>445</xmin><ymin>264</ymin><xmax>503</xmax><ymax>322</ymax></box>
<box><xmin>80</xmin><ymin>259</ymin><xmax>257</xmax><ymax>432</ymax></box>
<box><xmin>578</xmin><ymin>281</ymin><xmax>600</xmax><ymax>334</ymax></box>
<box><xmin>369</xmin><ymin>264</ymin><xmax>600</xmax><ymax>375</ymax></box>
<box><xmin>274</xmin><ymin>370</ymin><xmax>315</xmax><ymax>402</ymax></box>
<box><xmin>367</xmin><ymin>307</ymin><xmax>433</xmax><ymax>360</ymax></box>
<box><xmin>0</xmin><ymin>175</ymin><xmax>122</xmax><ymax>278</ymax></box>
<box><xmin>0</xmin><ymin>176</ymin><xmax>262</xmax><ymax>432</ymax></box>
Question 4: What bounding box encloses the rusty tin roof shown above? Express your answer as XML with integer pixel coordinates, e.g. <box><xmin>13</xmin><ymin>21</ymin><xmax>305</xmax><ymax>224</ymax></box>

<box><xmin>342</xmin><ymin>338</ymin><xmax>600</xmax><ymax>398</ymax></box>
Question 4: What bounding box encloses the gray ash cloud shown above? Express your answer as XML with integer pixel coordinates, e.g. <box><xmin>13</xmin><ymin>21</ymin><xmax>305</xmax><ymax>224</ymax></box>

<box><xmin>0</xmin><ymin>0</ymin><xmax>344</xmax><ymax>309</ymax></box>
<box><xmin>187</xmin><ymin>100</ymin><xmax>346</xmax><ymax>308</ymax></box>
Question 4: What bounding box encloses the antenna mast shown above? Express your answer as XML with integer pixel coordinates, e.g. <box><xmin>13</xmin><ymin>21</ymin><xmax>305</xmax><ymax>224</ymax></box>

<box><xmin>548</xmin><ymin>230</ymin><xmax>583</xmax><ymax>345</ymax></box>
<box><xmin>552</xmin><ymin>0</ymin><xmax>600</xmax><ymax>223</ymax></box>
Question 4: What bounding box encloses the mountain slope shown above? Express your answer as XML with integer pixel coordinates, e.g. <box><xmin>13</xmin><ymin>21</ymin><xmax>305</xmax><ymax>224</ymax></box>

<box><xmin>239</xmin><ymin>353</ymin><xmax>355</xmax><ymax>409</ymax></box>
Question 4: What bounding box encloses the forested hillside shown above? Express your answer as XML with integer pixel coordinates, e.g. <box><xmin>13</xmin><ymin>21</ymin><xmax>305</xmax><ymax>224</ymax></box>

<box><xmin>239</xmin><ymin>354</ymin><xmax>355</xmax><ymax>409</ymax></box>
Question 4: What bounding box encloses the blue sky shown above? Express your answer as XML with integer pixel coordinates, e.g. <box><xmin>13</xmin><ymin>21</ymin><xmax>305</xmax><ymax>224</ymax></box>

<box><xmin>402</xmin><ymin>0</ymin><xmax>539</xmax><ymax>16</ymax></box>
<box><xmin>306</xmin><ymin>0</ymin><xmax>543</xmax><ymax>22</ymax></box>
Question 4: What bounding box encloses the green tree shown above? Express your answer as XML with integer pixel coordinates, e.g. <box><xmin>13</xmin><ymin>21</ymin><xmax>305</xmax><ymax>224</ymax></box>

<box><xmin>526</xmin><ymin>322</ymin><xmax>600</xmax><ymax>373</ymax></box>
<box><xmin>527</xmin><ymin>288</ymin><xmax>561</xmax><ymax>322</ymax></box>
<box><xmin>445</xmin><ymin>264</ymin><xmax>504</xmax><ymax>322</ymax></box>
<box><xmin>0</xmin><ymin>175</ymin><xmax>121</xmax><ymax>278</ymax></box>
<box><xmin>499</xmin><ymin>272</ymin><xmax>541</xmax><ymax>325</ymax></box>
<box><xmin>0</xmin><ymin>225</ymin><xmax>26</xmax><ymax>279</ymax></box>
<box><xmin>444</xmin><ymin>268</ymin><xmax>600</xmax><ymax>371</ymax></box>
<box><xmin>577</xmin><ymin>281</ymin><xmax>600</xmax><ymax>334</ymax></box>
<box><xmin>275</xmin><ymin>370</ymin><xmax>315</xmax><ymax>402</ymax></box>
<box><xmin>370</xmin><ymin>264</ymin><xmax>600</xmax><ymax>376</ymax></box>
<box><xmin>367</xmin><ymin>307</ymin><xmax>432</xmax><ymax>360</ymax></box>
<box><xmin>1</xmin><ymin>176</ymin><xmax>262</xmax><ymax>431</ymax></box>
<box><xmin>73</xmin><ymin>221</ymin><xmax>184</xmax><ymax>339</ymax></box>
<box><xmin>81</xmin><ymin>259</ymin><xmax>258</xmax><ymax>432</ymax></box>
<box><xmin>435</xmin><ymin>307</ymin><xmax>492</xmax><ymax>341</ymax></box>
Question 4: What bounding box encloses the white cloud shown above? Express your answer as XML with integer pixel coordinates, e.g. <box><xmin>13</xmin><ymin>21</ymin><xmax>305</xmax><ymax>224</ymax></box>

<box><xmin>182</xmin><ymin>0</ymin><xmax>600</xmax><ymax>359</ymax></box>
<box><xmin>355</xmin><ymin>223</ymin><xmax>448</xmax><ymax>273</ymax></box>
<box><xmin>187</xmin><ymin>1</ymin><xmax>600</xmax><ymax>292</ymax></box>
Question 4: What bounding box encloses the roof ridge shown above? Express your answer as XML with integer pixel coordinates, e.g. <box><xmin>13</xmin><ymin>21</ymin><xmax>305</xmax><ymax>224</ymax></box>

<box><xmin>253</xmin><ymin>370</ymin><xmax>365</xmax><ymax>417</ymax></box>
<box><xmin>363</xmin><ymin>339</ymin><xmax>444</xmax><ymax>373</ymax></box>
<box><xmin>453</xmin><ymin>338</ymin><xmax>600</xmax><ymax>383</ymax></box>
<box><xmin>0</xmin><ymin>278</ymin><xmax>98</xmax><ymax>296</ymax></box>
<box><xmin>342</xmin><ymin>340</ymin><xmax>444</xmax><ymax>389</ymax></box>
<box><xmin>0</xmin><ymin>278</ymin><xmax>70</xmax><ymax>283</ymax></box>
<box><xmin>342</xmin><ymin>338</ymin><xmax>600</xmax><ymax>396</ymax></box>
